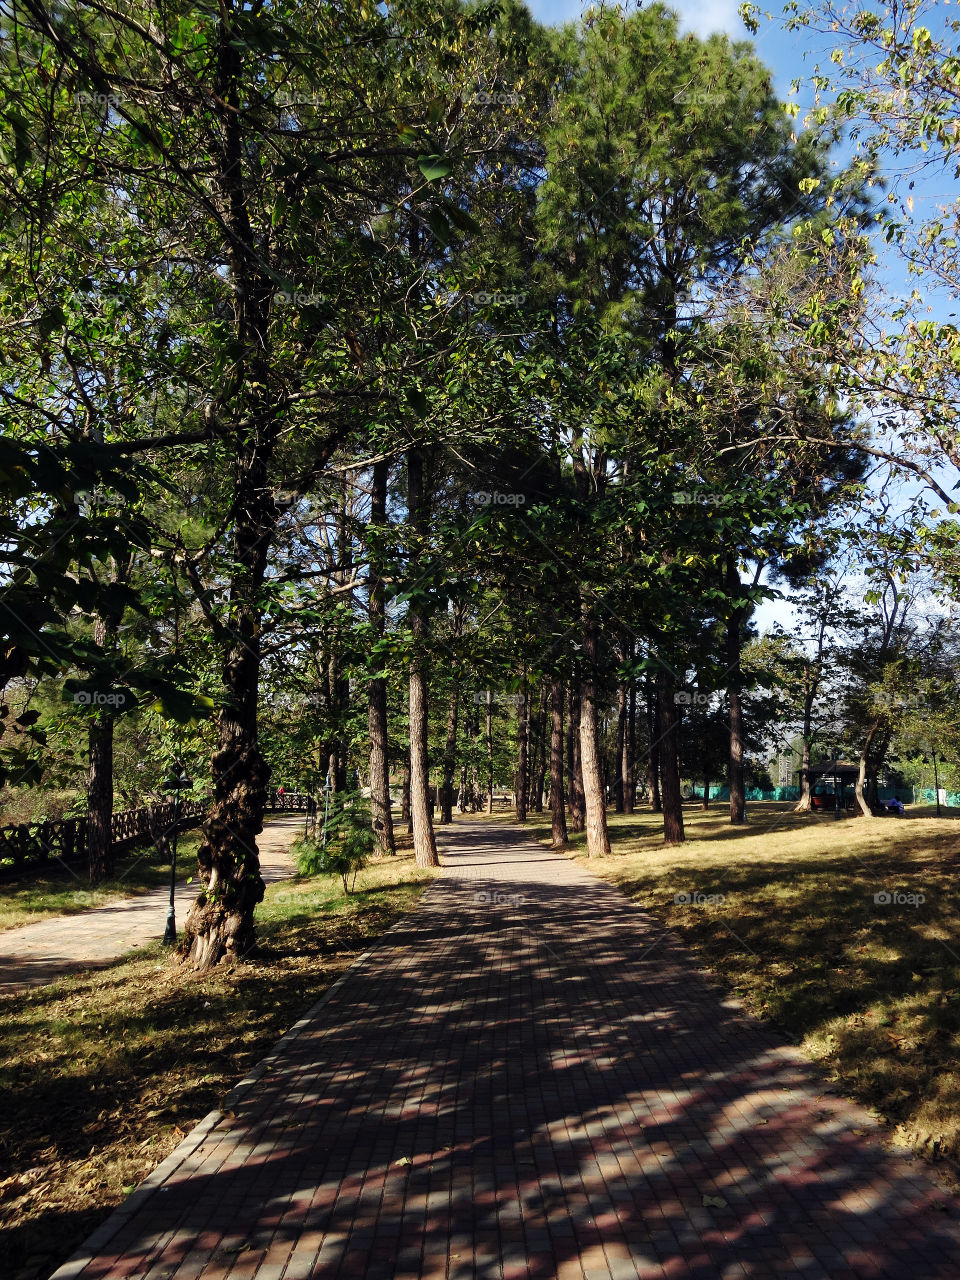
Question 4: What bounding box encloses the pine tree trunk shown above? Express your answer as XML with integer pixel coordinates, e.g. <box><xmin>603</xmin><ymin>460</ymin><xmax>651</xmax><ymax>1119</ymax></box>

<box><xmin>646</xmin><ymin>682</ymin><xmax>661</xmax><ymax>811</ymax></box>
<box><xmin>726</xmin><ymin>555</ymin><xmax>747</xmax><ymax>824</ymax></box>
<box><xmin>406</xmin><ymin>449</ymin><xmax>438</xmax><ymax>867</ymax></box>
<box><xmin>485</xmin><ymin>690</ymin><xmax>494</xmax><ymax>814</ymax></box>
<box><xmin>623</xmin><ymin>677</ymin><xmax>635</xmax><ymax>815</ymax></box>
<box><xmin>401</xmin><ymin>756</ymin><xmax>411</xmax><ymax>832</ymax></box>
<box><xmin>367</xmin><ymin>459</ymin><xmax>395</xmax><ymax>855</ymax></box>
<box><xmin>516</xmin><ymin>682</ymin><xmax>529</xmax><ymax>822</ymax></box>
<box><xmin>330</xmin><ymin>474</ymin><xmax>351</xmax><ymax>793</ymax></box>
<box><xmin>532</xmin><ymin>684</ymin><xmax>547</xmax><ymax>813</ymax></box>
<box><xmin>567</xmin><ymin>679</ymin><xmax>586</xmax><ymax>832</ymax></box>
<box><xmin>579</xmin><ymin>615</ymin><xmax>611</xmax><ymax>857</ymax></box>
<box><xmin>440</xmin><ymin>683</ymin><xmax>459</xmax><ymax>823</ymax></box>
<box><xmin>549</xmin><ymin>677</ymin><xmax>568</xmax><ymax>848</ymax></box>
<box><xmin>526</xmin><ymin>689</ymin><xmax>539</xmax><ymax>813</ymax></box>
<box><xmin>657</xmin><ymin>668</ymin><xmax>685</xmax><ymax>845</ymax></box>
<box><xmin>614</xmin><ymin>681</ymin><xmax>627</xmax><ymax>813</ymax></box>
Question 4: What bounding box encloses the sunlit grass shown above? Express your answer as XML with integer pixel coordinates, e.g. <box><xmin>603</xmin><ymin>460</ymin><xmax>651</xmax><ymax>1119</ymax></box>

<box><xmin>0</xmin><ymin>851</ymin><xmax>435</xmax><ymax>1280</ymax></box>
<box><xmin>528</xmin><ymin>802</ymin><xmax>960</xmax><ymax>1174</ymax></box>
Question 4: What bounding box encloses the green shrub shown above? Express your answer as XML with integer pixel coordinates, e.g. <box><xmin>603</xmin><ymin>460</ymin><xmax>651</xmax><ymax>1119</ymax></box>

<box><xmin>297</xmin><ymin>790</ymin><xmax>374</xmax><ymax>893</ymax></box>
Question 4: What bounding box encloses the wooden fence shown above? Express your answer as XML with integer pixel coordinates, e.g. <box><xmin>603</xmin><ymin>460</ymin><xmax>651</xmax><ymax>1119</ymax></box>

<box><xmin>0</xmin><ymin>791</ymin><xmax>314</xmax><ymax>878</ymax></box>
<box><xmin>265</xmin><ymin>791</ymin><xmax>315</xmax><ymax>813</ymax></box>
<box><xmin>0</xmin><ymin>800</ymin><xmax>206</xmax><ymax>877</ymax></box>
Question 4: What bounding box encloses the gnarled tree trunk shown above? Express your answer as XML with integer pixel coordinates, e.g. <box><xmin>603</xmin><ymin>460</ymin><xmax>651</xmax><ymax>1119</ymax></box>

<box><xmin>183</xmin><ymin>376</ymin><xmax>276</xmax><ymax>966</ymax></box>
<box><xmin>183</xmin><ymin>627</ymin><xmax>270</xmax><ymax>969</ymax></box>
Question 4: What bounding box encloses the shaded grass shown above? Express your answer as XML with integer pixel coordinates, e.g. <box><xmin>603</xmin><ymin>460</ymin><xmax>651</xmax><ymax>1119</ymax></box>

<box><xmin>0</xmin><ymin>834</ymin><xmax>203</xmax><ymax>934</ymax></box>
<box><xmin>0</xmin><ymin>851</ymin><xmax>435</xmax><ymax>1280</ymax></box>
<box><xmin>527</xmin><ymin>802</ymin><xmax>960</xmax><ymax>1175</ymax></box>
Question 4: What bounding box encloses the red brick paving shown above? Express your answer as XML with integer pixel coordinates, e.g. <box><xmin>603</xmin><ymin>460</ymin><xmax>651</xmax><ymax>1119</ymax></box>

<box><xmin>49</xmin><ymin>819</ymin><xmax>960</xmax><ymax>1279</ymax></box>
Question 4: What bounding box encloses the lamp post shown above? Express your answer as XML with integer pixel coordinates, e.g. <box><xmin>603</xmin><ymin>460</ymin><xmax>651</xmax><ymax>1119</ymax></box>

<box><xmin>162</xmin><ymin>761</ymin><xmax>190</xmax><ymax>946</ymax></box>
<box><xmin>321</xmin><ymin>769</ymin><xmax>333</xmax><ymax>850</ymax></box>
<box><xmin>930</xmin><ymin>745</ymin><xmax>942</xmax><ymax>818</ymax></box>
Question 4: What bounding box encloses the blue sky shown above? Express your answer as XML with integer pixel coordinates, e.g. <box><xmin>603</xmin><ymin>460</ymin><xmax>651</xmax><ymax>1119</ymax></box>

<box><xmin>525</xmin><ymin>0</ymin><xmax>808</xmax><ymax>88</ymax></box>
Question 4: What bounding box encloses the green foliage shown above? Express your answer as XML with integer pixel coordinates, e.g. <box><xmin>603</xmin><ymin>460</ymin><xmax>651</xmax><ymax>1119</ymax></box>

<box><xmin>298</xmin><ymin>791</ymin><xmax>374</xmax><ymax>893</ymax></box>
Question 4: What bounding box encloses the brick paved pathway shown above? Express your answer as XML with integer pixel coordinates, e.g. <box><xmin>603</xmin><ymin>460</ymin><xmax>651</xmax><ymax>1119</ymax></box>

<box><xmin>50</xmin><ymin>820</ymin><xmax>960</xmax><ymax>1279</ymax></box>
<box><xmin>0</xmin><ymin>815</ymin><xmax>303</xmax><ymax>994</ymax></box>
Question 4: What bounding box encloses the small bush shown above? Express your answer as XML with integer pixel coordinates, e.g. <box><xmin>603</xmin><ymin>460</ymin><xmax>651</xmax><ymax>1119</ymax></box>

<box><xmin>297</xmin><ymin>790</ymin><xmax>374</xmax><ymax>893</ymax></box>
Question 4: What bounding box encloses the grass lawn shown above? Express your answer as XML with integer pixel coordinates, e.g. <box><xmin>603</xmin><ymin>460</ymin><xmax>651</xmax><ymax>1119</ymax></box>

<box><xmin>0</xmin><ymin>848</ymin><xmax>435</xmax><ymax>1280</ymax></box>
<box><xmin>527</xmin><ymin>801</ymin><xmax>960</xmax><ymax>1177</ymax></box>
<box><xmin>0</xmin><ymin>833</ymin><xmax>204</xmax><ymax>934</ymax></box>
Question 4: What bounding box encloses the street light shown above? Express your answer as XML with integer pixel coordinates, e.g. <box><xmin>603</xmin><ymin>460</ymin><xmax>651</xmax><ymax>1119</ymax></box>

<box><xmin>922</xmin><ymin>740</ymin><xmax>942</xmax><ymax>818</ymax></box>
<box><xmin>161</xmin><ymin>761</ymin><xmax>191</xmax><ymax>946</ymax></box>
<box><xmin>321</xmin><ymin>769</ymin><xmax>333</xmax><ymax>849</ymax></box>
